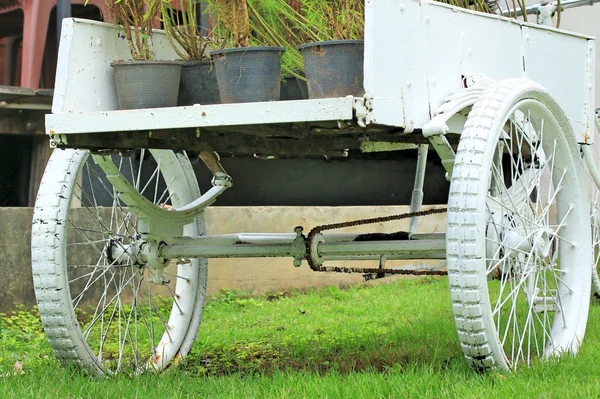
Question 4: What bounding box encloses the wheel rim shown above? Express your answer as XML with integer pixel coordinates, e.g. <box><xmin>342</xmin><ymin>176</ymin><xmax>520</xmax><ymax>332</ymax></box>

<box><xmin>448</xmin><ymin>80</ymin><xmax>591</xmax><ymax>371</ymax></box>
<box><xmin>34</xmin><ymin>149</ymin><xmax>204</xmax><ymax>375</ymax></box>
<box><xmin>485</xmin><ymin>99</ymin><xmax>574</xmax><ymax>367</ymax></box>
<box><xmin>588</xmin><ymin>161</ymin><xmax>600</xmax><ymax>299</ymax></box>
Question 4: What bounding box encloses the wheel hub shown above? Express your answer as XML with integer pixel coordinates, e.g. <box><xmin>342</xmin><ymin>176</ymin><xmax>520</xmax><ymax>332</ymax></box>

<box><xmin>104</xmin><ymin>238</ymin><xmax>146</xmax><ymax>267</ymax></box>
<box><xmin>503</xmin><ymin>228</ymin><xmax>553</xmax><ymax>258</ymax></box>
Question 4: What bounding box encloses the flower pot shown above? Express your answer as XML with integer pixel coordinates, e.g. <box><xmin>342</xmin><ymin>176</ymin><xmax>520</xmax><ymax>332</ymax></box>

<box><xmin>111</xmin><ymin>60</ymin><xmax>182</xmax><ymax>110</ymax></box>
<box><xmin>178</xmin><ymin>61</ymin><xmax>221</xmax><ymax>106</ymax></box>
<box><xmin>210</xmin><ymin>46</ymin><xmax>285</xmax><ymax>104</ymax></box>
<box><xmin>297</xmin><ymin>40</ymin><xmax>364</xmax><ymax>99</ymax></box>
<box><xmin>280</xmin><ymin>77</ymin><xmax>308</xmax><ymax>101</ymax></box>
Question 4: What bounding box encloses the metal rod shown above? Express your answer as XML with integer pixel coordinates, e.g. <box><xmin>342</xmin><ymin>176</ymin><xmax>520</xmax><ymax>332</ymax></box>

<box><xmin>162</xmin><ymin>243</ymin><xmax>299</xmax><ymax>258</ymax></box>
<box><xmin>583</xmin><ymin>111</ymin><xmax>600</xmax><ymax>191</ymax></box>
<box><xmin>319</xmin><ymin>239</ymin><xmax>446</xmax><ymax>259</ymax></box>
<box><xmin>502</xmin><ymin>0</ymin><xmax>600</xmax><ymax>17</ymax></box>
<box><xmin>485</xmin><ymin>0</ymin><xmax>501</xmax><ymax>14</ymax></box>
<box><xmin>168</xmin><ymin>234</ymin><xmax>298</xmax><ymax>246</ymax></box>
<box><xmin>56</xmin><ymin>0</ymin><xmax>72</xmax><ymax>44</ymax></box>
<box><xmin>161</xmin><ymin>234</ymin><xmax>447</xmax><ymax>260</ymax></box>
<box><xmin>168</xmin><ymin>232</ymin><xmax>446</xmax><ymax>246</ymax></box>
<box><xmin>409</xmin><ymin>144</ymin><xmax>428</xmax><ymax>234</ymax></box>
<box><xmin>583</xmin><ymin>145</ymin><xmax>600</xmax><ymax>190</ymax></box>
<box><xmin>326</xmin><ymin>254</ymin><xmax>446</xmax><ymax>261</ymax></box>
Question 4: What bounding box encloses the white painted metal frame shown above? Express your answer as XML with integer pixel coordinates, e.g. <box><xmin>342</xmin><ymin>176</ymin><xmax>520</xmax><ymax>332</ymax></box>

<box><xmin>159</xmin><ymin>233</ymin><xmax>446</xmax><ymax>261</ymax></box>
<box><xmin>47</xmin><ymin>0</ymin><xmax>595</xmax><ymax>143</ymax></box>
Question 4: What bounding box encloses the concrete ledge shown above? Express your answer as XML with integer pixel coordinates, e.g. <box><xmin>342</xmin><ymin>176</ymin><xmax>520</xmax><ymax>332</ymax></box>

<box><xmin>0</xmin><ymin>206</ymin><xmax>445</xmax><ymax>311</ymax></box>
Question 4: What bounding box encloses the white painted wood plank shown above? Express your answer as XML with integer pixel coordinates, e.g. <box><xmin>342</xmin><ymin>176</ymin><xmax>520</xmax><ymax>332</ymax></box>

<box><xmin>46</xmin><ymin>98</ymin><xmax>356</xmax><ymax>135</ymax></box>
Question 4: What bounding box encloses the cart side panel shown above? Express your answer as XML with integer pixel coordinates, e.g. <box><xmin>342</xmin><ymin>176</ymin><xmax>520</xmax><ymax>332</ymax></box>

<box><xmin>366</xmin><ymin>0</ymin><xmax>595</xmax><ymax>142</ymax></box>
<box><xmin>365</xmin><ymin>0</ymin><xmax>526</xmax><ymax>130</ymax></box>
<box><xmin>523</xmin><ymin>27</ymin><xmax>596</xmax><ymax>144</ymax></box>
<box><xmin>422</xmin><ymin>2</ymin><xmax>525</xmax><ymax>113</ymax></box>
<box><xmin>52</xmin><ymin>18</ymin><xmax>179</xmax><ymax>114</ymax></box>
<box><xmin>364</xmin><ymin>0</ymin><xmax>427</xmax><ymax>129</ymax></box>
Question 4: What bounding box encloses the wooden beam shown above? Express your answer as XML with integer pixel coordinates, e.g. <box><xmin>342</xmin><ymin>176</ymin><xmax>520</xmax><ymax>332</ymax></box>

<box><xmin>0</xmin><ymin>109</ymin><xmax>47</xmax><ymax>134</ymax></box>
<box><xmin>28</xmin><ymin>136</ymin><xmax>53</xmax><ymax>206</ymax></box>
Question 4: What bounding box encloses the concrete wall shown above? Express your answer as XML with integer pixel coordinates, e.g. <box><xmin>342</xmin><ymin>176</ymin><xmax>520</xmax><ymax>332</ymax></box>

<box><xmin>1</xmin><ymin>207</ymin><xmax>34</xmax><ymax>312</ymax></box>
<box><xmin>0</xmin><ymin>205</ymin><xmax>446</xmax><ymax>312</ymax></box>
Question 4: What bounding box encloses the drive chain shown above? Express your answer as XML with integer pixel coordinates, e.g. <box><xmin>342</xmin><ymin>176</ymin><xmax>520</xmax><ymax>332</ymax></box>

<box><xmin>305</xmin><ymin>208</ymin><xmax>448</xmax><ymax>276</ymax></box>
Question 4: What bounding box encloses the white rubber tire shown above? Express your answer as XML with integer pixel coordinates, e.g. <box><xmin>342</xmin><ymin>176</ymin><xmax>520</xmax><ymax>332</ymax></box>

<box><xmin>32</xmin><ymin>149</ymin><xmax>207</xmax><ymax>375</ymax></box>
<box><xmin>447</xmin><ymin>79</ymin><xmax>592</xmax><ymax>371</ymax></box>
<box><xmin>590</xmin><ymin>176</ymin><xmax>600</xmax><ymax>299</ymax></box>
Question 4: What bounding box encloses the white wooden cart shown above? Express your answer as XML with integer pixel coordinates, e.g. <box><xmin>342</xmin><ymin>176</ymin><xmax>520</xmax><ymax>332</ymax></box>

<box><xmin>32</xmin><ymin>0</ymin><xmax>600</xmax><ymax>375</ymax></box>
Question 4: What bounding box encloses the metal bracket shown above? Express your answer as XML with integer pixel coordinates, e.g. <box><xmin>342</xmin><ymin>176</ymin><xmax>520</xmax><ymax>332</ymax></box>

<box><xmin>537</xmin><ymin>2</ymin><xmax>557</xmax><ymax>25</ymax></box>
<box><xmin>422</xmin><ymin>85</ymin><xmax>487</xmax><ymax>180</ymax></box>
<box><xmin>139</xmin><ymin>239</ymin><xmax>171</xmax><ymax>285</ymax></box>
<box><xmin>92</xmin><ymin>151</ymin><xmax>231</xmax><ymax>228</ymax></box>
<box><xmin>354</xmin><ymin>97</ymin><xmax>375</xmax><ymax>128</ymax></box>
<box><xmin>291</xmin><ymin>226</ymin><xmax>306</xmax><ymax>267</ymax></box>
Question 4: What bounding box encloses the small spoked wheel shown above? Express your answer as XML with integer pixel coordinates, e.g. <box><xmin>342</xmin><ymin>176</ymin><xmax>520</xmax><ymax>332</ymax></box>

<box><xmin>32</xmin><ymin>149</ymin><xmax>207</xmax><ymax>375</ymax></box>
<box><xmin>447</xmin><ymin>79</ymin><xmax>592</xmax><ymax>371</ymax></box>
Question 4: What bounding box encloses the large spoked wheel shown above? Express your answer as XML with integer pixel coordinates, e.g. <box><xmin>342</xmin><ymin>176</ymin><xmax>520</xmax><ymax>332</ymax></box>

<box><xmin>447</xmin><ymin>79</ymin><xmax>592</xmax><ymax>372</ymax></box>
<box><xmin>590</xmin><ymin>165</ymin><xmax>600</xmax><ymax>299</ymax></box>
<box><xmin>32</xmin><ymin>149</ymin><xmax>207</xmax><ymax>375</ymax></box>
<box><xmin>590</xmin><ymin>112</ymin><xmax>600</xmax><ymax>298</ymax></box>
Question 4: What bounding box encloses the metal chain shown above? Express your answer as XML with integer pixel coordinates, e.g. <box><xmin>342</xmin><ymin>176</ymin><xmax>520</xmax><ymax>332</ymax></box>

<box><xmin>306</xmin><ymin>208</ymin><xmax>448</xmax><ymax>275</ymax></box>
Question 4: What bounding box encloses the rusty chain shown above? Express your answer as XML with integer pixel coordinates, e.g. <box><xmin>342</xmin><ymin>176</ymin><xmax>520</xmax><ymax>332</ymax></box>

<box><xmin>305</xmin><ymin>207</ymin><xmax>448</xmax><ymax>276</ymax></box>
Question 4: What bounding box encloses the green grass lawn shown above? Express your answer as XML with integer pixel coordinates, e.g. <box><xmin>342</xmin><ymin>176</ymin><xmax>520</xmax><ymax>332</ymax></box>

<box><xmin>2</xmin><ymin>277</ymin><xmax>600</xmax><ymax>398</ymax></box>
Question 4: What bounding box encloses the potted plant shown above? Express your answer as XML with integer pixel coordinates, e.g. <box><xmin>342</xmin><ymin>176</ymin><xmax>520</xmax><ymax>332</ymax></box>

<box><xmin>295</xmin><ymin>0</ymin><xmax>365</xmax><ymax>99</ymax></box>
<box><xmin>206</xmin><ymin>0</ymin><xmax>285</xmax><ymax>103</ymax></box>
<box><xmin>161</xmin><ymin>0</ymin><xmax>221</xmax><ymax>105</ymax></box>
<box><xmin>103</xmin><ymin>0</ymin><xmax>183</xmax><ymax>109</ymax></box>
<box><xmin>246</xmin><ymin>0</ymin><xmax>317</xmax><ymax>100</ymax></box>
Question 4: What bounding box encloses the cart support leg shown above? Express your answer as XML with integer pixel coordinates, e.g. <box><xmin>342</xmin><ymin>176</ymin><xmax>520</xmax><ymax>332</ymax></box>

<box><xmin>409</xmin><ymin>144</ymin><xmax>428</xmax><ymax>234</ymax></box>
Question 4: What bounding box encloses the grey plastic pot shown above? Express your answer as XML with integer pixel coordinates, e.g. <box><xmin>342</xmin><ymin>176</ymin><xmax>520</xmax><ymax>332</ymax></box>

<box><xmin>210</xmin><ymin>46</ymin><xmax>285</xmax><ymax>103</ymax></box>
<box><xmin>297</xmin><ymin>40</ymin><xmax>364</xmax><ymax>99</ymax></box>
<box><xmin>178</xmin><ymin>61</ymin><xmax>220</xmax><ymax>106</ymax></box>
<box><xmin>111</xmin><ymin>60</ymin><xmax>182</xmax><ymax>109</ymax></box>
<box><xmin>280</xmin><ymin>77</ymin><xmax>308</xmax><ymax>101</ymax></box>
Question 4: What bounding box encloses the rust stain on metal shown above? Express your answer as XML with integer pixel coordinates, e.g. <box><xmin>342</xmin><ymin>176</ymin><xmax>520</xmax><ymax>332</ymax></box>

<box><xmin>149</xmin><ymin>353</ymin><xmax>161</xmax><ymax>364</ymax></box>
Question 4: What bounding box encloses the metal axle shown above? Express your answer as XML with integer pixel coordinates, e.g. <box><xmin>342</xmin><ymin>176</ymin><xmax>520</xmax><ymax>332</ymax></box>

<box><xmin>158</xmin><ymin>232</ymin><xmax>447</xmax><ymax>262</ymax></box>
